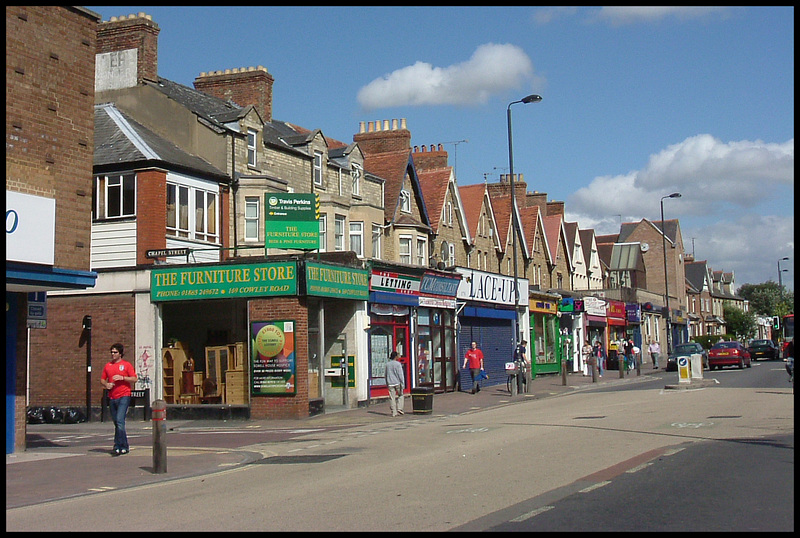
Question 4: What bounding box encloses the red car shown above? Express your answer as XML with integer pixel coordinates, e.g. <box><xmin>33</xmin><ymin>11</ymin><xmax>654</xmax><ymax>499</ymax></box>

<box><xmin>708</xmin><ymin>341</ymin><xmax>752</xmax><ymax>370</ymax></box>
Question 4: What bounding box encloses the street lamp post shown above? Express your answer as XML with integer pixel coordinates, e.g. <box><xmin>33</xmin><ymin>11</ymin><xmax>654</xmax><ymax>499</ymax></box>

<box><xmin>778</xmin><ymin>257</ymin><xmax>789</xmax><ymax>299</ymax></box>
<box><xmin>507</xmin><ymin>94</ymin><xmax>541</xmax><ymax>395</ymax></box>
<box><xmin>661</xmin><ymin>192</ymin><xmax>681</xmax><ymax>355</ymax></box>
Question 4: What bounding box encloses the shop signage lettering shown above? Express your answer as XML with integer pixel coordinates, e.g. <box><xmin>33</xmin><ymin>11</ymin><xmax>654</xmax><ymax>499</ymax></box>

<box><xmin>583</xmin><ymin>296</ymin><xmax>607</xmax><ymax>316</ymax></box>
<box><xmin>530</xmin><ymin>300</ymin><xmax>557</xmax><ymax>314</ymax></box>
<box><xmin>607</xmin><ymin>299</ymin><xmax>625</xmax><ymax>319</ymax></box>
<box><xmin>6</xmin><ymin>190</ymin><xmax>55</xmax><ymax>266</ymax></box>
<box><xmin>305</xmin><ymin>261</ymin><xmax>369</xmax><ymax>299</ymax></box>
<box><xmin>455</xmin><ymin>268</ymin><xmax>528</xmax><ymax>306</ymax></box>
<box><xmin>626</xmin><ymin>303</ymin><xmax>641</xmax><ymax>322</ymax></box>
<box><xmin>264</xmin><ymin>193</ymin><xmax>320</xmax><ymax>251</ymax></box>
<box><xmin>419</xmin><ymin>272</ymin><xmax>461</xmax><ymax>297</ymax></box>
<box><xmin>150</xmin><ymin>262</ymin><xmax>297</xmax><ymax>301</ymax></box>
<box><xmin>370</xmin><ymin>271</ymin><xmax>420</xmax><ymax>295</ymax></box>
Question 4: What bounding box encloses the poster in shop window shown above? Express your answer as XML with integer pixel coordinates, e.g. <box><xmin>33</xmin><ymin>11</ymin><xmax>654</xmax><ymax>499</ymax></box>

<box><xmin>251</xmin><ymin>320</ymin><xmax>296</xmax><ymax>395</ymax></box>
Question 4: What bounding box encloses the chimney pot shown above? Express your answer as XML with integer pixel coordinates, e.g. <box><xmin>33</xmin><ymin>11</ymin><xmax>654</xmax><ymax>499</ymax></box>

<box><xmin>401</xmin><ymin>118</ymin><xmax>407</xmax><ymax>129</ymax></box>
<box><xmin>391</xmin><ymin>119</ymin><xmax>398</xmax><ymax>130</ymax></box>
<box><xmin>383</xmin><ymin>120</ymin><xmax>390</xmax><ymax>131</ymax></box>
<box><xmin>359</xmin><ymin>121</ymin><xmax>366</xmax><ymax>134</ymax></box>
<box><xmin>367</xmin><ymin>121</ymin><xmax>374</xmax><ymax>133</ymax></box>
<box><xmin>438</xmin><ymin>144</ymin><xmax>443</xmax><ymax>151</ymax></box>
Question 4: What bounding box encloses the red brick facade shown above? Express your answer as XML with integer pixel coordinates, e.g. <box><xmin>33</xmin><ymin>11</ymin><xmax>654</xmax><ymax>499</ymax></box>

<box><xmin>248</xmin><ymin>297</ymin><xmax>309</xmax><ymax>419</ymax></box>
<box><xmin>135</xmin><ymin>168</ymin><xmax>168</xmax><ymax>265</ymax></box>
<box><xmin>29</xmin><ymin>295</ymin><xmax>136</xmax><ymax>408</ymax></box>
<box><xmin>194</xmin><ymin>68</ymin><xmax>275</xmax><ymax>123</ymax></box>
<box><xmin>95</xmin><ymin>13</ymin><xmax>159</xmax><ymax>83</ymax></box>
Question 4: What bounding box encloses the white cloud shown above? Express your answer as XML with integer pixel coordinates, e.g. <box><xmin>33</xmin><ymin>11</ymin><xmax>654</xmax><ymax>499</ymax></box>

<box><xmin>566</xmin><ymin>134</ymin><xmax>795</xmax><ymax>289</ymax></box>
<box><xmin>590</xmin><ymin>7</ymin><xmax>729</xmax><ymax>26</ymax></box>
<box><xmin>357</xmin><ymin>43</ymin><xmax>534</xmax><ymax>110</ymax></box>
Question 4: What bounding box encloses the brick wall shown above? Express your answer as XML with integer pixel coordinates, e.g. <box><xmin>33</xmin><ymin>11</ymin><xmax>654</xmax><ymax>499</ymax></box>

<box><xmin>248</xmin><ymin>297</ymin><xmax>309</xmax><ymax>419</ymax></box>
<box><xmin>194</xmin><ymin>67</ymin><xmax>274</xmax><ymax>123</ymax></box>
<box><xmin>6</xmin><ymin>6</ymin><xmax>98</xmax><ymax>272</ymax></box>
<box><xmin>96</xmin><ymin>12</ymin><xmax>159</xmax><ymax>83</ymax></box>
<box><xmin>136</xmin><ymin>168</ymin><xmax>167</xmax><ymax>265</ymax></box>
<box><xmin>29</xmin><ymin>294</ymin><xmax>136</xmax><ymax>408</ymax></box>
<box><xmin>354</xmin><ymin>119</ymin><xmax>412</xmax><ymax>154</ymax></box>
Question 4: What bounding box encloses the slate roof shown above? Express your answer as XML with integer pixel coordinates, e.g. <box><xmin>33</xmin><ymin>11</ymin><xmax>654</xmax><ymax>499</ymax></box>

<box><xmin>94</xmin><ymin>103</ymin><xmax>227</xmax><ymax>180</ymax></box>
<box><xmin>579</xmin><ymin>229</ymin><xmax>596</xmax><ymax>270</ymax></box>
<box><xmin>684</xmin><ymin>260</ymin><xmax>709</xmax><ymax>292</ymax></box>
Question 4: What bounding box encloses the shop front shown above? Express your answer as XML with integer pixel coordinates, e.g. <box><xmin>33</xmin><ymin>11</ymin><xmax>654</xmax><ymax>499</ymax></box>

<box><xmin>416</xmin><ymin>271</ymin><xmax>461</xmax><ymax>393</ymax></box>
<box><xmin>583</xmin><ymin>296</ymin><xmax>608</xmax><ymax>370</ymax></box>
<box><xmin>606</xmin><ymin>299</ymin><xmax>627</xmax><ymax>370</ymax></box>
<box><xmin>151</xmin><ymin>258</ymin><xmax>367</xmax><ymax>419</ymax></box>
<box><xmin>455</xmin><ymin>268</ymin><xmax>529</xmax><ymax>390</ymax></box>
<box><xmin>558</xmin><ymin>296</ymin><xmax>585</xmax><ymax>373</ymax></box>
<box><xmin>529</xmin><ymin>293</ymin><xmax>562</xmax><ymax>375</ymax></box>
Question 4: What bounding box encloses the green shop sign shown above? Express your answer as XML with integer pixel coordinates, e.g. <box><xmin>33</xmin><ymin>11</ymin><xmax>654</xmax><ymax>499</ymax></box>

<box><xmin>151</xmin><ymin>262</ymin><xmax>297</xmax><ymax>301</ymax></box>
<box><xmin>264</xmin><ymin>193</ymin><xmax>320</xmax><ymax>251</ymax></box>
<box><xmin>305</xmin><ymin>261</ymin><xmax>369</xmax><ymax>300</ymax></box>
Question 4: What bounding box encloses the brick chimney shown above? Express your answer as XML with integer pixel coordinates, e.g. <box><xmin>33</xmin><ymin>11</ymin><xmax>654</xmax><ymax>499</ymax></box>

<box><xmin>193</xmin><ymin>66</ymin><xmax>274</xmax><ymax>122</ymax></box>
<box><xmin>525</xmin><ymin>191</ymin><xmax>547</xmax><ymax>210</ymax></box>
<box><xmin>488</xmin><ymin>174</ymin><xmax>527</xmax><ymax>206</ymax></box>
<box><xmin>412</xmin><ymin>143</ymin><xmax>449</xmax><ymax>171</ymax></box>
<box><xmin>546</xmin><ymin>200</ymin><xmax>565</xmax><ymax>217</ymax></box>
<box><xmin>354</xmin><ymin>118</ymin><xmax>411</xmax><ymax>156</ymax></box>
<box><xmin>96</xmin><ymin>13</ymin><xmax>159</xmax><ymax>89</ymax></box>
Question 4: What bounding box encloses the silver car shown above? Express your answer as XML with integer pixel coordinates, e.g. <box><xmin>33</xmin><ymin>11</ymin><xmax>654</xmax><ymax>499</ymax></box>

<box><xmin>666</xmin><ymin>342</ymin><xmax>709</xmax><ymax>371</ymax></box>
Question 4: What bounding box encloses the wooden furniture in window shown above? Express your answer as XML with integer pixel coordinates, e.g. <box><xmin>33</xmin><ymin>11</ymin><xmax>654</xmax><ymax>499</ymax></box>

<box><xmin>162</xmin><ymin>343</ymin><xmax>190</xmax><ymax>404</ymax></box>
<box><xmin>204</xmin><ymin>346</ymin><xmax>229</xmax><ymax>402</ymax></box>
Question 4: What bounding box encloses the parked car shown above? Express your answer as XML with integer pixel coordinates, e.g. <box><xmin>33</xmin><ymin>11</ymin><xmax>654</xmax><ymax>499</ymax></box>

<box><xmin>747</xmin><ymin>339</ymin><xmax>779</xmax><ymax>361</ymax></box>
<box><xmin>708</xmin><ymin>341</ymin><xmax>752</xmax><ymax>370</ymax></box>
<box><xmin>666</xmin><ymin>342</ymin><xmax>709</xmax><ymax>371</ymax></box>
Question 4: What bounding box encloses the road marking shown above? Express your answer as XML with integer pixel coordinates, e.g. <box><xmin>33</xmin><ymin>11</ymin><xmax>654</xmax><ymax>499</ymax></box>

<box><xmin>579</xmin><ymin>481</ymin><xmax>611</xmax><ymax>493</ymax></box>
<box><xmin>663</xmin><ymin>447</ymin><xmax>685</xmax><ymax>456</ymax></box>
<box><xmin>511</xmin><ymin>505</ymin><xmax>554</xmax><ymax>522</ymax></box>
<box><xmin>626</xmin><ymin>462</ymin><xmax>653</xmax><ymax>473</ymax></box>
<box><xmin>88</xmin><ymin>486</ymin><xmax>116</xmax><ymax>492</ymax></box>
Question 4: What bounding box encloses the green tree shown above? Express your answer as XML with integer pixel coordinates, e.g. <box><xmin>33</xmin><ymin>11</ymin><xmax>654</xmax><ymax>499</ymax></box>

<box><xmin>737</xmin><ymin>281</ymin><xmax>794</xmax><ymax>316</ymax></box>
<box><xmin>723</xmin><ymin>303</ymin><xmax>757</xmax><ymax>341</ymax></box>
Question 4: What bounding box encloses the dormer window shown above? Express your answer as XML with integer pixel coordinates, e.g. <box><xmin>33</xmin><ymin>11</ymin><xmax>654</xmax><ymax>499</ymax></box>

<box><xmin>314</xmin><ymin>151</ymin><xmax>323</xmax><ymax>187</ymax></box>
<box><xmin>400</xmin><ymin>189</ymin><xmax>411</xmax><ymax>213</ymax></box>
<box><xmin>247</xmin><ymin>129</ymin><xmax>257</xmax><ymax>167</ymax></box>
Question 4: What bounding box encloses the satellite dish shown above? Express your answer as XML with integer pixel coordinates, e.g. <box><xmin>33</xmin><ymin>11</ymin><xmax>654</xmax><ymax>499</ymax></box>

<box><xmin>640</xmin><ymin>242</ymin><xmax>650</xmax><ymax>252</ymax></box>
<box><xmin>440</xmin><ymin>240</ymin><xmax>449</xmax><ymax>260</ymax></box>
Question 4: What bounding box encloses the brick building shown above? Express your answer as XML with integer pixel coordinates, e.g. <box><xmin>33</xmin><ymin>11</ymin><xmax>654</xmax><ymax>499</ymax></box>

<box><xmin>6</xmin><ymin>6</ymin><xmax>101</xmax><ymax>453</ymax></box>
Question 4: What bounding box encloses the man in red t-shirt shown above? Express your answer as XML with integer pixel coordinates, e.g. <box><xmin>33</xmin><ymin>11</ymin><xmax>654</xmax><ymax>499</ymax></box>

<box><xmin>462</xmin><ymin>341</ymin><xmax>485</xmax><ymax>394</ymax></box>
<box><xmin>101</xmin><ymin>343</ymin><xmax>137</xmax><ymax>455</ymax></box>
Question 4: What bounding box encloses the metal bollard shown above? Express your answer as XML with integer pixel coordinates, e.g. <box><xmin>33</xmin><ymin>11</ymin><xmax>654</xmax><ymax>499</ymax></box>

<box><xmin>152</xmin><ymin>399</ymin><xmax>167</xmax><ymax>474</ymax></box>
<box><xmin>636</xmin><ymin>354</ymin><xmax>641</xmax><ymax>376</ymax></box>
<box><xmin>591</xmin><ymin>362</ymin><xmax>597</xmax><ymax>383</ymax></box>
<box><xmin>619</xmin><ymin>355</ymin><xmax>625</xmax><ymax>378</ymax></box>
<box><xmin>561</xmin><ymin>360</ymin><xmax>567</xmax><ymax>386</ymax></box>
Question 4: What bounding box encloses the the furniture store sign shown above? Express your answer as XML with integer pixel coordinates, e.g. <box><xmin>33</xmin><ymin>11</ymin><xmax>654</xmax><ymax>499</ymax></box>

<box><xmin>6</xmin><ymin>190</ymin><xmax>55</xmax><ymax>266</ymax></box>
<box><xmin>151</xmin><ymin>262</ymin><xmax>297</xmax><ymax>301</ymax></box>
<box><xmin>306</xmin><ymin>261</ymin><xmax>369</xmax><ymax>300</ymax></box>
<box><xmin>455</xmin><ymin>268</ymin><xmax>529</xmax><ymax>306</ymax></box>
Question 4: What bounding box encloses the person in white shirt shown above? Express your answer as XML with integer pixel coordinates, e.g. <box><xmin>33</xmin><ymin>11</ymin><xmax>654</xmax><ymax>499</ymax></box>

<box><xmin>648</xmin><ymin>339</ymin><xmax>661</xmax><ymax>369</ymax></box>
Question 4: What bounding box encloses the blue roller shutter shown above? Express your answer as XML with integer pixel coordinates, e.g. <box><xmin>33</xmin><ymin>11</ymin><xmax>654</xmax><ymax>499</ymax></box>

<box><xmin>457</xmin><ymin>316</ymin><xmax>513</xmax><ymax>390</ymax></box>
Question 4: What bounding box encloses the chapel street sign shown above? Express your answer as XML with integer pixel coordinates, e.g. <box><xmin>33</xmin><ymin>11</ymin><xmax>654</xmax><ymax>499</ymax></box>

<box><xmin>145</xmin><ymin>248</ymin><xmax>190</xmax><ymax>259</ymax></box>
<box><xmin>264</xmin><ymin>193</ymin><xmax>320</xmax><ymax>251</ymax></box>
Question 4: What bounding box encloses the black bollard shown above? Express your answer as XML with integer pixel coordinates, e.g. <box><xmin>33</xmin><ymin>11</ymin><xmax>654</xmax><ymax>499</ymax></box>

<box><xmin>561</xmin><ymin>360</ymin><xmax>567</xmax><ymax>386</ymax></box>
<box><xmin>152</xmin><ymin>399</ymin><xmax>167</xmax><ymax>474</ymax></box>
<box><xmin>619</xmin><ymin>355</ymin><xmax>625</xmax><ymax>378</ymax></box>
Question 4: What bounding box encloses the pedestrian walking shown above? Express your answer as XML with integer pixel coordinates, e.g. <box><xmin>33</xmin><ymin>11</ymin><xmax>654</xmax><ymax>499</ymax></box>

<box><xmin>623</xmin><ymin>339</ymin><xmax>634</xmax><ymax>371</ymax></box>
<box><xmin>593</xmin><ymin>341</ymin><xmax>605</xmax><ymax>377</ymax></box>
<box><xmin>100</xmin><ymin>342</ymin><xmax>137</xmax><ymax>455</ymax></box>
<box><xmin>384</xmin><ymin>351</ymin><xmax>405</xmax><ymax>417</ymax></box>
<box><xmin>582</xmin><ymin>339</ymin><xmax>593</xmax><ymax>376</ymax></box>
<box><xmin>463</xmin><ymin>341</ymin><xmax>485</xmax><ymax>394</ymax></box>
<box><xmin>648</xmin><ymin>339</ymin><xmax>661</xmax><ymax>368</ymax></box>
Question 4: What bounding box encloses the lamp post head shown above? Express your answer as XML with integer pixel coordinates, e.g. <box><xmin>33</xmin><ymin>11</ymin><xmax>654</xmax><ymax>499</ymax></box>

<box><xmin>521</xmin><ymin>94</ymin><xmax>543</xmax><ymax>104</ymax></box>
<box><xmin>662</xmin><ymin>192</ymin><xmax>681</xmax><ymax>201</ymax></box>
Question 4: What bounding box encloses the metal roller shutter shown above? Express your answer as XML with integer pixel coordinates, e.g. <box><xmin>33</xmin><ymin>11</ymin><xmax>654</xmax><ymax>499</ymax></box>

<box><xmin>457</xmin><ymin>316</ymin><xmax>513</xmax><ymax>391</ymax></box>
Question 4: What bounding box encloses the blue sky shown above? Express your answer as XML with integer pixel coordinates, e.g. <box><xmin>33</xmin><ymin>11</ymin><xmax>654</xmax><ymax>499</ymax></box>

<box><xmin>88</xmin><ymin>6</ymin><xmax>794</xmax><ymax>292</ymax></box>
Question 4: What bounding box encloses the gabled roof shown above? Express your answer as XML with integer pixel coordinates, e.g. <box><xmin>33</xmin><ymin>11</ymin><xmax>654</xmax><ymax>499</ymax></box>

<box><xmin>364</xmin><ymin>150</ymin><xmax>430</xmax><ymax>227</ymax></box>
<box><xmin>649</xmin><ymin>219</ymin><xmax>680</xmax><ymax>246</ymax></box>
<box><xmin>417</xmin><ymin>167</ymin><xmax>451</xmax><ymax>234</ymax></box>
<box><xmin>579</xmin><ymin>229</ymin><xmax>597</xmax><ymax>268</ymax></box>
<box><xmin>519</xmin><ymin>205</ymin><xmax>543</xmax><ymax>259</ymax></box>
<box><xmin>94</xmin><ymin>103</ymin><xmax>228</xmax><ymax>180</ymax></box>
<box><xmin>684</xmin><ymin>260</ymin><xmax>710</xmax><ymax>293</ymax></box>
<box><xmin>459</xmin><ymin>183</ymin><xmax>488</xmax><ymax>243</ymax></box>
<box><xmin>542</xmin><ymin>214</ymin><xmax>567</xmax><ymax>266</ymax></box>
<box><xmin>563</xmin><ymin>221</ymin><xmax>579</xmax><ymax>253</ymax></box>
<box><xmin>492</xmin><ymin>194</ymin><xmax>529</xmax><ymax>256</ymax></box>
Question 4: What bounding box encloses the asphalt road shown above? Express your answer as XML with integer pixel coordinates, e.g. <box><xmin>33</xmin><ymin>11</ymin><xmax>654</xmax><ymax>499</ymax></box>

<box><xmin>7</xmin><ymin>361</ymin><xmax>793</xmax><ymax>531</ymax></box>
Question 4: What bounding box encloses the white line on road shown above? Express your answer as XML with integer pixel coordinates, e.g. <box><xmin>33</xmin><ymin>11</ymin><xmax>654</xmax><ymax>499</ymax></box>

<box><xmin>626</xmin><ymin>462</ymin><xmax>653</xmax><ymax>473</ymax></box>
<box><xmin>579</xmin><ymin>481</ymin><xmax>611</xmax><ymax>493</ymax></box>
<box><xmin>511</xmin><ymin>505</ymin><xmax>554</xmax><ymax>522</ymax></box>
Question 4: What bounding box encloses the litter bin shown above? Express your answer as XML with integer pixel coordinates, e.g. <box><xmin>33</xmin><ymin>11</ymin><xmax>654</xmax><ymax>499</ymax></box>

<box><xmin>411</xmin><ymin>386</ymin><xmax>434</xmax><ymax>414</ymax></box>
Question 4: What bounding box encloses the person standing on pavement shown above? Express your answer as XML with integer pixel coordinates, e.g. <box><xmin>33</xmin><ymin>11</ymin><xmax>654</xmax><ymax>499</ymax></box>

<box><xmin>384</xmin><ymin>351</ymin><xmax>405</xmax><ymax>417</ymax></box>
<box><xmin>101</xmin><ymin>343</ymin><xmax>137</xmax><ymax>455</ymax></box>
<box><xmin>463</xmin><ymin>341</ymin><xmax>485</xmax><ymax>394</ymax></box>
<box><xmin>582</xmin><ymin>339</ymin><xmax>593</xmax><ymax>376</ymax></box>
<box><xmin>648</xmin><ymin>339</ymin><xmax>660</xmax><ymax>368</ymax></box>
<box><xmin>623</xmin><ymin>338</ymin><xmax>634</xmax><ymax>371</ymax></box>
<box><xmin>593</xmin><ymin>341</ymin><xmax>605</xmax><ymax>377</ymax></box>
